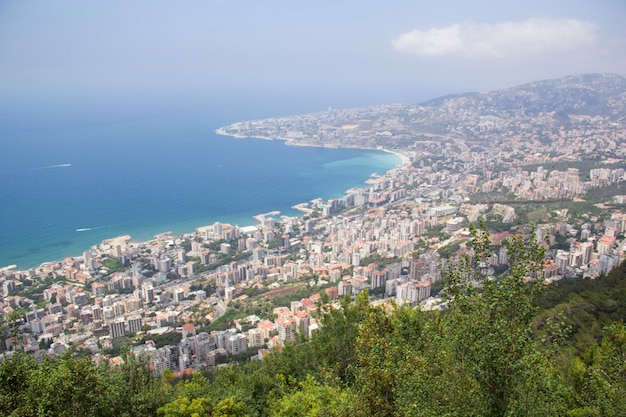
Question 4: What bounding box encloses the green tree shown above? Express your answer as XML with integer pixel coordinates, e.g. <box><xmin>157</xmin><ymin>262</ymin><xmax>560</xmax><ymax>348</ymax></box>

<box><xmin>0</xmin><ymin>351</ymin><xmax>37</xmax><ymax>416</ymax></box>
<box><xmin>351</xmin><ymin>306</ymin><xmax>397</xmax><ymax>417</ymax></box>
<box><xmin>567</xmin><ymin>322</ymin><xmax>626</xmax><ymax>416</ymax></box>
<box><xmin>312</xmin><ymin>291</ymin><xmax>370</xmax><ymax>384</ymax></box>
<box><xmin>25</xmin><ymin>352</ymin><xmax>109</xmax><ymax>417</ymax></box>
<box><xmin>157</xmin><ymin>396</ymin><xmax>212</xmax><ymax>417</ymax></box>
<box><xmin>212</xmin><ymin>396</ymin><xmax>247</xmax><ymax>417</ymax></box>
<box><xmin>269</xmin><ymin>375</ymin><xmax>351</xmax><ymax>417</ymax></box>
<box><xmin>392</xmin><ymin>224</ymin><xmax>568</xmax><ymax>416</ymax></box>
<box><xmin>438</xmin><ymin>224</ymin><xmax>566</xmax><ymax>416</ymax></box>
<box><xmin>103</xmin><ymin>353</ymin><xmax>172</xmax><ymax>417</ymax></box>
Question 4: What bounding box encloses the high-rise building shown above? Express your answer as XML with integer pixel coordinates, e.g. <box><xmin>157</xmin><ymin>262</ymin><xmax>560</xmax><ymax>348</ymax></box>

<box><xmin>220</xmin><ymin>243</ymin><xmax>232</xmax><ymax>256</ymax></box>
<box><xmin>92</xmin><ymin>305</ymin><xmax>103</xmax><ymax>321</ymax></box>
<box><xmin>213</xmin><ymin>222</ymin><xmax>223</xmax><ymax>237</ymax></box>
<box><xmin>248</xmin><ymin>328</ymin><xmax>264</xmax><ymax>348</ymax></box>
<box><xmin>126</xmin><ymin>315</ymin><xmax>142</xmax><ymax>334</ymax></box>
<box><xmin>159</xmin><ymin>257</ymin><xmax>172</xmax><ymax>273</ymax></box>
<box><xmin>276</xmin><ymin>317</ymin><xmax>297</xmax><ymax>343</ymax></box>
<box><xmin>173</xmin><ymin>288</ymin><xmax>185</xmax><ymax>302</ymax></box>
<box><xmin>142</xmin><ymin>285</ymin><xmax>155</xmax><ymax>303</ymax></box>
<box><xmin>580</xmin><ymin>242</ymin><xmax>593</xmax><ymax>265</ymax></box>
<box><xmin>113</xmin><ymin>301</ymin><xmax>126</xmax><ymax>317</ymax></box>
<box><xmin>83</xmin><ymin>251</ymin><xmax>94</xmax><ymax>270</ymax></box>
<box><xmin>411</xmin><ymin>258</ymin><xmax>429</xmax><ymax>282</ymax></box>
<box><xmin>109</xmin><ymin>319</ymin><xmax>126</xmax><ymax>339</ymax></box>
<box><xmin>226</xmin><ymin>333</ymin><xmax>248</xmax><ymax>355</ymax></box>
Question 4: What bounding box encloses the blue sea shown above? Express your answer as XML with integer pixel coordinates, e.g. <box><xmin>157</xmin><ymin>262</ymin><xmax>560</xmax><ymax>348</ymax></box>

<box><xmin>0</xmin><ymin>96</ymin><xmax>399</xmax><ymax>270</ymax></box>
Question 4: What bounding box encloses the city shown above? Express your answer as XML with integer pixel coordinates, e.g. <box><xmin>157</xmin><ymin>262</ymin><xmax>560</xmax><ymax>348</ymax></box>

<box><xmin>1</xmin><ymin>73</ymin><xmax>626</xmax><ymax>380</ymax></box>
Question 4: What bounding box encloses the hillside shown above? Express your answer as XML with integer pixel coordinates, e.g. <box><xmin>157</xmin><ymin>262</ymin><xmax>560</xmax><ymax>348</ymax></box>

<box><xmin>217</xmin><ymin>73</ymin><xmax>626</xmax><ymax>149</ymax></box>
<box><xmin>2</xmin><ymin>232</ymin><xmax>626</xmax><ymax>416</ymax></box>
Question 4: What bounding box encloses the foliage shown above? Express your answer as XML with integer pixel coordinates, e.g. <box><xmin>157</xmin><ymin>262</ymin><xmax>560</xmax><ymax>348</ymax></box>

<box><xmin>585</xmin><ymin>182</ymin><xmax>626</xmax><ymax>202</ymax></box>
<box><xmin>359</xmin><ymin>253</ymin><xmax>399</xmax><ymax>268</ymax></box>
<box><xmin>157</xmin><ymin>396</ymin><xmax>212</xmax><ymax>417</ymax></box>
<box><xmin>3</xmin><ymin>226</ymin><xmax>626</xmax><ymax>416</ymax></box>
<box><xmin>268</xmin><ymin>375</ymin><xmax>352</xmax><ymax>417</ymax></box>
<box><xmin>102</xmin><ymin>257</ymin><xmax>127</xmax><ymax>274</ymax></box>
<box><xmin>266</xmin><ymin>285</ymin><xmax>327</xmax><ymax>310</ymax></box>
<box><xmin>536</xmin><ymin>259</ymin><xmax>626</xmax><ymax>363</ymax></box>
<box><xmin>566</xmin><ymin>323</ymin><xmax>626</xmax><ymax>416</ymax></box>
<box><xmin>0</xmin><ymin>351</ymin><xmax>171</xmax><ymax>417</ymax></box>
<box><xmin>206</xmin><ymin>307</ymin><xmax>243</xmax><ymax>331</ymax></box>
<box><xmin>144</xmin><ymin>331</ymin><xmax>183</xmax><ymax>349</ymax></box>
<box><xmin>313</xmin><ymin>292</ymin><xmax>371</xmax><ymax>385</ymax></box>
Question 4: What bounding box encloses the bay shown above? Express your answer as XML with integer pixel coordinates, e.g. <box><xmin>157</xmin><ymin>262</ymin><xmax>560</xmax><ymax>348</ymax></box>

<box><xmin>0</xmin><ymin>99</ymin><xmax>399</xmax><ymax>270</ymax></box>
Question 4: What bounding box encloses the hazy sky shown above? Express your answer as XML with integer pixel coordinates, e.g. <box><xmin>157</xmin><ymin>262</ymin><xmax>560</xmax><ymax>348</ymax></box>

<box><xmin>1</xmin><ymin>0</ymin><xmax>625</xmax><ymax>110</ymax></box>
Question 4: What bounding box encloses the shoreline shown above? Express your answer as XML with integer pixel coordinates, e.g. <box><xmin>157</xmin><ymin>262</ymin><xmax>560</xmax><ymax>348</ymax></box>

<box><xmin>4</xmin><ymin>131</ymin><xmax>408</xmax><ymax>272</ymax></box>
<box><xmin>215</xmin><ymin>127</ymin><xmax>410</xmax><ymax>167</ymax></box>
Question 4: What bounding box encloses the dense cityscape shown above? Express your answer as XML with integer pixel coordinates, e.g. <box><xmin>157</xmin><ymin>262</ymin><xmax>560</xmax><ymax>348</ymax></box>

<box><xmin>2</xmin><ymin>73</ymin><xmax>626</xmax><ymax>380</ymax></box>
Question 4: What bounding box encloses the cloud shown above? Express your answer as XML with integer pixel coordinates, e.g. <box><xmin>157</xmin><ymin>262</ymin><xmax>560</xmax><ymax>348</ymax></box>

<box><xmin>392</xmin><ymin>18</ymin><xmax>597</xmax><ymax>59</ymax></box>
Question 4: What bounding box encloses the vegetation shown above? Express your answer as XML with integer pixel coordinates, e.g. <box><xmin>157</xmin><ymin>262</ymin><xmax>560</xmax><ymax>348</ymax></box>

<box><xmin>101</xmin><ymin>257</ymin><xmax>127</xmax><ymax>274</ymax></box>
<box><xmin>2</xmin><ymin>227</ymin><xmax>626</xmax><ymax>416</ymax></box>
<box><xmin>359</xmin><ymin>254</ymin><xmax>400</xmax><ymax>268</ymax></box>
<box><xmin>144</xmin><ymin>331</ymin><xmax>183</xmax><ymax>349</ymax></box>
<box><xmin>585</xmin><ymin>181</ymin><xmax>626</xmax><ymax>202</ymax></box>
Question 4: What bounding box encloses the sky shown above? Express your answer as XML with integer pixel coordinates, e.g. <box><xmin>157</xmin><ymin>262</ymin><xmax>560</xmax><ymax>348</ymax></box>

<box><xmin>1</xmin><ymin>0</ymin><xmax>625</xmax><ymax>117</ymax></box>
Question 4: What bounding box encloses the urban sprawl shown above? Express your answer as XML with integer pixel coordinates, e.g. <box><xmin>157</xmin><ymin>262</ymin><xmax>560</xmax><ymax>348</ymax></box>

<box><xmin>2</xmin><ymin>73</ymin><xmax>626</xmax><ymax>377</ymax></box>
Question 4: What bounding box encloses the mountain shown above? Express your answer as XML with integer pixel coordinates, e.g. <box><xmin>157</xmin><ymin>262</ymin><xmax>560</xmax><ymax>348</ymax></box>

<box><xmin>218</xmin><ymin>73</ymin><xmax>626</xmax><ymax>149</ymax></box>
<box><xmin>423</xmin><ymin>73</ymin><xmax>626</xmax><ymax>118</ymax></box>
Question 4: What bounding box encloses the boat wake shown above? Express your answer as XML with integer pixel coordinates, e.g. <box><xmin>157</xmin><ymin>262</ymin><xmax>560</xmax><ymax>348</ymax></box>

<box><xmin>76</xmin><ymin>225</ymin><xmax>110</xmax><ymax>232</ymax></box>
<box><xmin>1</xmin><ymin>163</ymin><xmax>72</xmax><ymax>175</ymax></box>
<box><xmin>34</xmin><ymin>163</ymin><xmax>72</xmax><ymax>170</ymax></box>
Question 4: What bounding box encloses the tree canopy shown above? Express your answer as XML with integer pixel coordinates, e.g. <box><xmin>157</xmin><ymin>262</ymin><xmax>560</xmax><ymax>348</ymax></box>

<box><xmin>2</xmin><ymin>226</ymin><xmax>626</xmax><ymax>416</ymax></box>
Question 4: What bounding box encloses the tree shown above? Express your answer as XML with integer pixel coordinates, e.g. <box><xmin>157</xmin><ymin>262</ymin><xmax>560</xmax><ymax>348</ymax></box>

<box><xmin>312</xmin><ymin>291</ymin><xmax>370</xmax><ymax>384</ymax></box>
<box><xmin>157</xmin><ymin>396</ymin><xmax>212</xmax><ymax>417</ymax></box>
<box><xmin>433</xmin><ymin>223</ymin><xmax>566</xmax><ymax>416</ymax></box>
<box><xmin>23</xmin><ymin>352</ymin><xmax>109</xmax><ymax>417</ymax></box>
<box><xmin>269</xmin><ymin>375</ymin><xmax>351</xmax><ymax>417</ymax></box>
<box><xmin>212</xmin><ymin>396</ymin><xmax>247</xmax><ymax>417</ymax></box>
<box><xmin>104</xmin><ymin>353</ymin><xmax>173</xmax><ymax>417</ymax></box>
<box><xmin>368</xmin><ymin>223</ymin><xmax>568</xmax><ymax>416</ymax></box>
<box><xmin>351</xmin><ymin>306</ymin><xmax>397</xmax><ymax>417</ymax></box>
<box><xmin>8</xmin><ymin>308</ymin><xmax>24</xmax><ymax>342</ymax></box>
<box><xmin>0</xmin><ymin>351</ymin><xmax>37</xmax><ymax>416</ymax></box>
<box><xmin>567</xmin><ymin>322</ymin><xmax>626</xmax><ymax>416</ymax></box>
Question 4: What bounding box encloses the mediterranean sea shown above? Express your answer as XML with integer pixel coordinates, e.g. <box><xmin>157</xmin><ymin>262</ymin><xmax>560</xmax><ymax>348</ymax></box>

<box><xmin>0</xmin><ymin>97</ymin><xmax>400</xmax><ymax>270</ymax></box>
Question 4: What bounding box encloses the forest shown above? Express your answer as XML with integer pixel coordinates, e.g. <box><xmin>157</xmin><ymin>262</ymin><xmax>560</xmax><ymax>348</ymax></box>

<box><xmin>1</xmin><ymin>228</ymin><xmax>625</xmax><ymax>417</ymax></box>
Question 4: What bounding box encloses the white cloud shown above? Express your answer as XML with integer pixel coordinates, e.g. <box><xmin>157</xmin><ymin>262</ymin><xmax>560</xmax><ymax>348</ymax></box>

<box><xmin>392</xmin><ymin>18</ymin><xmax>597</xmax><ymax>59</ymax></box>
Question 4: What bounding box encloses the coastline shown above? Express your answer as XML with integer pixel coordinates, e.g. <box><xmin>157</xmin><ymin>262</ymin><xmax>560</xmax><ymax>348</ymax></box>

<box><xmin>215</xmin><ymin>127</ymin><xmax>410</xmax><ymax>167</ymax></box>
<box><xmin>4</xmin><ymin>131</ymin><xmax>406</xmax><ymax>272</ymax></box>
<box><xmin>377</xmin><ymin>147</ymin><xmax>411</xmax><ymax>167</ymax></box>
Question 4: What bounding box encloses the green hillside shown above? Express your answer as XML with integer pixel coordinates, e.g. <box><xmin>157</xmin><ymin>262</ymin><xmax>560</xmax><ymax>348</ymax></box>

<box><xmin>2</xmin><ymin>230</ymin><xmax>626</xmax><ymax>417</ymax></box>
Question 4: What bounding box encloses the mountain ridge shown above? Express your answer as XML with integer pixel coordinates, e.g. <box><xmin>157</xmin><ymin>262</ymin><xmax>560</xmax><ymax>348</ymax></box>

<box><xmin>217</xmin><ymin>73</ymin><xmax>626</xmax><ymax>150</ymax></box>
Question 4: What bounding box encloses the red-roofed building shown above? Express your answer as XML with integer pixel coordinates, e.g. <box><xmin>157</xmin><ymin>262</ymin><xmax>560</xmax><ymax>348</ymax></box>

<box><xmin>325</xmin><ymin>287</ymin><xmax>339</xmax><ymax>300</ymax></box>
<box><xmin>597</xmin><ymin>235</ymin><xmax>616</xmax><ymax>255</ymax></box>
<box><xmin>258</xmin><ymin>319</ymin><xmax>276</xmax><ymax>340</ymax></box>
<box><xmin>182</xmin><ymin>323</ymin><xmax>196</xmax><ymax>338</ymax></box>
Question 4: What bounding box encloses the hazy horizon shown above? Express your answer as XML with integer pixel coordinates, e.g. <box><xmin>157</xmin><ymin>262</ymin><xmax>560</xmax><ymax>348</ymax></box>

<box><xmin>1</xmin><ymin>1</ymin><xmax>625</xmax><ymax>126</ymax></box>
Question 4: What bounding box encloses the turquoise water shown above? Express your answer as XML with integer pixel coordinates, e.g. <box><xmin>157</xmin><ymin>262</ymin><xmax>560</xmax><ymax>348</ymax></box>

<box><xmin>0</xmin><ymin>99</ymin><xmax>399</xmax><ymax>269</ymax></box>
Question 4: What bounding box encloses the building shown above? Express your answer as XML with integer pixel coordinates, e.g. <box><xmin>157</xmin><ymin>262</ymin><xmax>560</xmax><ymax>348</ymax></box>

<box><xmin>248</xmin><ymin>328</ymin><xmax>264</xmax><ymax>347</ymax></box>
<box><xmin>126</xmin><ymin>315</ymin><xmax>142</xmax><ymax>334</ymax></box>
<box><xmin>276</xmin><ymin>317</ymin><xmax>297</xmax><ymax>343</ymax></box>
<box><xmin>109</xmin><ymin>319</ymin><xmax>126</xmax><ymax>339</ymax></box>
<box><xmin>226</xmin><ymin>333</ymin><xmax>248</xmax><ymax>355</ymax></box>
